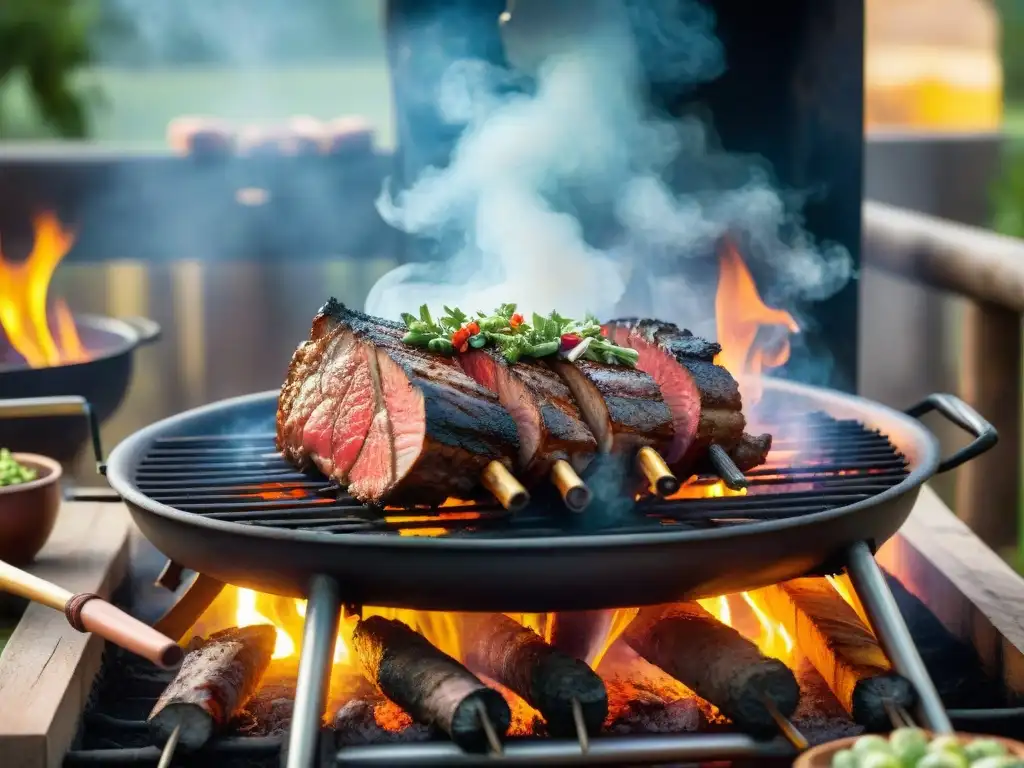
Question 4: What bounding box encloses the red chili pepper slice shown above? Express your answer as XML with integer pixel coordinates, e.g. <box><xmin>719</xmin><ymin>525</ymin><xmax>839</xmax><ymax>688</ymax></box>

<box><xmin>560</xmin><ymin>333</ymin><xmax>582</xmax><ymax>351</ymax></box>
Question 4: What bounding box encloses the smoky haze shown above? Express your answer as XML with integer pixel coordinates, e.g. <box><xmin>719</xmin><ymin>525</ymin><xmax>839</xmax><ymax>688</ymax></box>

<box><xmin>366</xmin><ymin>0</ymin><xmax>853</xmax><ymax>331</ymax></box>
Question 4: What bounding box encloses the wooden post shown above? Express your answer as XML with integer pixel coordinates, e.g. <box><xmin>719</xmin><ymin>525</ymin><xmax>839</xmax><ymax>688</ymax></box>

<box><xmin>957</xmin><ymin>302</ymin><xmax>1022</xmax><ymax>552</ymax></box>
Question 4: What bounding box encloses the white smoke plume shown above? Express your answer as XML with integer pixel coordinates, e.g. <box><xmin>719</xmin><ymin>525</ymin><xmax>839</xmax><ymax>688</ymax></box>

<box><xmin>366</xmin><ymin>0</ymin><xmax>852</xmax><ymax>326</ymax></box>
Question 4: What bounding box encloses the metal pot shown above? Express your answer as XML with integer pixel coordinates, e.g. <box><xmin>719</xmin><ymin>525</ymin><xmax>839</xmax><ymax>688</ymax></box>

<box><xmin>0</xmin><ymin>315</ymin><xmax>161</xmax><ymax>462</ymax></box>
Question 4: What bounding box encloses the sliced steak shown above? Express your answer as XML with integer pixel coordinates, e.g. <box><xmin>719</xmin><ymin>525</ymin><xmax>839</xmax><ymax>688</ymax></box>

<box><xmin>461</xmin><ymin>348</ymin><xmax>597</xmax><ymax>481</ymax></box>
<box><xmin>277</xmin><ymin>299</ymin><xmax>519</xmax><ymax>505</ymax></box>
<box><xmin>605</xmin><ymin>318</ymin><xmax>771</xmax><ymax>473</ymax></box>
<box><xmin>549</xmin><ymin>359</ymin><xmax>674</xmax><ymax>458</ymax></box>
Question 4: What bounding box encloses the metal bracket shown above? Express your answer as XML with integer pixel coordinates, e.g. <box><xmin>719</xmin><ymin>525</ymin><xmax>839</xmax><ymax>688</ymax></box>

<box><xmin>0</xmin><ymin>396</ymin><xmax>106</xmax><ymax>474</ymax></box>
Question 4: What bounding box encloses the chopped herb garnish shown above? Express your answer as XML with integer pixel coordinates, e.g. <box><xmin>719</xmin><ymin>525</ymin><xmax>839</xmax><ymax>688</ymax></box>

<box><xmin>399</xmin><ymin>304</ymin><xmax>640</xmax><ymax>367</ymax></box>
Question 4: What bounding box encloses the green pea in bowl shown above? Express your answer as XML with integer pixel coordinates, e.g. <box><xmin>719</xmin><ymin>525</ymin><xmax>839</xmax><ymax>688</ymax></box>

<box><xmin>0</xmin><ymin>450</ymin><xmax>62</xmax><ymax>566</ymax></box>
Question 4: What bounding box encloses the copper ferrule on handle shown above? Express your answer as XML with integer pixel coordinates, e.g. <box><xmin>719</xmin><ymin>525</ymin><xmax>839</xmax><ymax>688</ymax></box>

<box><xmin>74</xmin><ymin>595</ymin><xmax>184</xmax><ymax>668</ymax></box>
<box><xmin>550</xmin><ymin>460</ymin><xmax>592</xmax><ymax>512</ymax></box>
<box><xmin>637</xmin><ymin>447</ymin><xmax>680</xmax><ymax>498</ymax></box>
<box><xmin>482</xmin><ymin>461</ymin><xmax>530</xmax><ymax>512</ymax></box>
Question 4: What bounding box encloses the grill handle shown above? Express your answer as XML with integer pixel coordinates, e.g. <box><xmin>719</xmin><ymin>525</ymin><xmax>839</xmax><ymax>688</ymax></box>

<box><xmin>0</xmin><ymin>396</ymin><xmax>105</xmax><ymax>473</ymax></box>
<box><xmin>905</xmin><ymin>394</ymin><xmax>998</xmax><ymax>473</ymax></box>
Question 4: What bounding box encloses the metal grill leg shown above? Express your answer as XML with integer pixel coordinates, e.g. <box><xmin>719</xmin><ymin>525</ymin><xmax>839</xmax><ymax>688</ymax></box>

<box><xmin>286</xmin><ymin>575</ymin><xmax>341</xmax><ymax>768</ymax></box>
<box><xmin>846</xmin><ymin>541</ymin><xmax>953</xmax><ymax>733</ymax></box>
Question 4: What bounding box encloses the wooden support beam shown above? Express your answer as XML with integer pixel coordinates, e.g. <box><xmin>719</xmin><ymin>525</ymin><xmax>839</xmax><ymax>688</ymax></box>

<box><xmin>957</xmin><ymin>303</ymin><xmax>1023</xmax><ymax>551</ymax></box>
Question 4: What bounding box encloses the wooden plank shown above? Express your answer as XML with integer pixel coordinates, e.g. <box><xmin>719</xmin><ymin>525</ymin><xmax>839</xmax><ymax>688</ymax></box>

<box><xmin>0</xmin><ymin>502</ymin><xmax>131</xmax><ymax>768</ymax></box>
<box><xmin>878</xmin><ymin>485</ymin><xmax>1024</xmax><ymax>697</ymax></box>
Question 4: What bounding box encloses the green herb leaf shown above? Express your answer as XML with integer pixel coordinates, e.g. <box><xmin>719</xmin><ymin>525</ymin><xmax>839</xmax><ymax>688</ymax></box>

<box><xmin>402</xmin><ymin>331</ymin><xmax>434</xmax><ymax>346</ymax></box>
<box><xmin>401</xmin><ymin>312</ymin><xmax>417</xmax><ymax>328</ymax></box>
<box><xmin>427</xmin><ymin>337</ymin><xmax>455</xmax><ymax>354</ymax></box>
<box><xmin>419</xmin><ymin>304</ymin><xmax>433</xmax><ymax>326</ymax></box>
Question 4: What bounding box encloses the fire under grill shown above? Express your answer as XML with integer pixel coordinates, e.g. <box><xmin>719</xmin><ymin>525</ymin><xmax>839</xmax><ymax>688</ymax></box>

<box><xmin>131</xmin><ymin>409</ymin><xmax>909</xmax><ymax>539</ymax></box>
<box><xmin>97</xmin><ymin>381</ymin><xmax>997</xmax><ymax>767</ymax></box>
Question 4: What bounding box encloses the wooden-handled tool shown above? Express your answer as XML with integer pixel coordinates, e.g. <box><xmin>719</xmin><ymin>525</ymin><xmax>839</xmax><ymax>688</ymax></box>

<box><xmin>481</xmin><ymin>461</ymin><xmax>530</xmax><ymax>512</ymax></box>
<box><xmin>0</xmin><ymin>560</ymin><xmax>183</xmax><ymax>668</ymax></box>
<box><xmin>550</xmin><ymin>460</ymin><xmax>593</xmax><ymax>512</ymax></box>
<box><xmin>636</xmin><ymin>447</ymin><xmax>681</xmax><ymax>497</ymax></box>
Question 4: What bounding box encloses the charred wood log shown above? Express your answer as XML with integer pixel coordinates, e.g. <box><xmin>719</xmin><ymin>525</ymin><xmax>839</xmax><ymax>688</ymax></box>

<box><xmin>461</xmin><ymin>612</ymin><xmax>608</xmax><ymax>737</ymax></box>
<box><xmin>548</xmin><ymin>610</ymin><xmax>612</xmax><ymax>665</ymax></box>
<box><xmin>622</xmin><ymin>602</ymin><xmax>800</xmax><ymax>737</ymax></box>
<box><xmin>148</xmin><ymin>625</ymin><xmax>276</xmax><ymax>751</ymax></box>
<box><xmin>352</xmin><ymin>616</ymin><xmax>511</xmax><ymax>752</ymax></box>
<box><xmin>758</xmin><ymin>578</ymin><xmax>917</xmax><ymax>731</ymax></box>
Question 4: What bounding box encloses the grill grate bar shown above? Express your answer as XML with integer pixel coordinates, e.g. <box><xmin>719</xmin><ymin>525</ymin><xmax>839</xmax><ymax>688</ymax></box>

<box><xmin>131</xmin><ymin>412</ymin><xmax>911</xmax><ymax>538</ymax></box>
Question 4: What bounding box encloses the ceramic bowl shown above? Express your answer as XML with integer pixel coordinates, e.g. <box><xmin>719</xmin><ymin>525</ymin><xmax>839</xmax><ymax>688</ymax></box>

<box><xmin>0</xmin><ymin>453</ymin><xmax>62</xmax><ymax>566</ymax></box>
<box><xmin>795</xmin><ymin>732</ymin><xmax>1024</xmax><ymax>767</ymax></box>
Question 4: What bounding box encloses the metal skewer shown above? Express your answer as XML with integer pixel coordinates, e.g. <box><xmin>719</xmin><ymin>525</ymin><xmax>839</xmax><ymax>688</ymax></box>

<box><xmin>760</xmin><ymin>693</ymin><xmax>808</xmax><ymax>751</ymax></box>
<box><xmin>636</xmin><ymin>447</ymin><xmax>681</xmax><ymax>497</ymax></box>
<box><xmin>475</xmin><ymin>699</ymin><xmax>504</xmax><ymax>756</ymax></box>
<box><xmin>571</xmin><ymin>697</ymin><xmax>589</xmax><ymax>754</ymax></box>
<box><xmin>156</xmin><ymin>724</ymin><xmax>181</xmax><ymax>768</ymax></box>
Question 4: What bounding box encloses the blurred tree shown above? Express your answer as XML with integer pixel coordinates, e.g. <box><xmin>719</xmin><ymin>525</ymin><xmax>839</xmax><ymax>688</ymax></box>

<box><xmin>997</xmin><ymin>0</ymin><xmax>1024</xmax><ymax>101</ymax></box>
<box><xmin>0</xmin><ymin>0</ymin><xmax>99</xmax><ymax>138</ymax></box>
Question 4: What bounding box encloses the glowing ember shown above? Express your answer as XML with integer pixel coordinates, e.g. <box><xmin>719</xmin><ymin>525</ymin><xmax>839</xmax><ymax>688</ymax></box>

<box><xmin>713</xmin><ymin>238</ymin><xmax>800</xmax><ymax>402</ymax></box>
<box><xmin>0</xmin><ymin>213</ymin><xmax>88</xmax><ymax>368</ymax></box>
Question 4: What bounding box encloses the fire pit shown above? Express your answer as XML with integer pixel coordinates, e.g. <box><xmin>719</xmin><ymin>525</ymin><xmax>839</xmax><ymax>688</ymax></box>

<box><xmin>0</xmin><ymin>213</ymin><xmax>161</xmax><ymax>462</ymax></box>
<box><xmin>98</xmin><ymin>374</ymin><xmax>996</xmax><ymax>766</ymax></box>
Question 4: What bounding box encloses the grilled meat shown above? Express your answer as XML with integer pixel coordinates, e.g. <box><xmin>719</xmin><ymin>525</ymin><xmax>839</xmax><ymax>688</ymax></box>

<box><xmin>605</xmin><ymin>318</ymin><xmax>771</xmax><ymax>473</ymax></box>
<box><xmin>461</xmin><ymin>348</ymin><xmax>597</xmax><ymax>481</ymax></box>
<box><xmin>550</xmin><ymin>359</ymin><xmax>674</xmax><ymax>458</ymax></box>
<box><xmin>277</xmin><ymin>299</ymin><xmax>519</xmax><ymax>506</ymax></box>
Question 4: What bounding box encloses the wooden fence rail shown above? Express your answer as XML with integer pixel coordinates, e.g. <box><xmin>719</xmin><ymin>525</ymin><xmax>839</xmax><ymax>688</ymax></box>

<box><xmin>863</xmin><ymin>200</ymin><xmax>1023</xmax><ymax>552</ymax></box>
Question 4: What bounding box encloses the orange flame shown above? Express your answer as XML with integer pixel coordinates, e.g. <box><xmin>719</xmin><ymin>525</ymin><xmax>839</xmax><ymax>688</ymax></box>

<box><xmin>0</xmin><ymin>213</ymin><xmax>87</xmax><ymax>368</ymax></box>
<box><xmin>714</xmin><ymin>239</ymin><xmax>799</xmax><ymax>399</ymax></box>
<box><xmin>698</xmin><ymin>592</ymin><xmax>794</xmax><ymax>666</ymax></box>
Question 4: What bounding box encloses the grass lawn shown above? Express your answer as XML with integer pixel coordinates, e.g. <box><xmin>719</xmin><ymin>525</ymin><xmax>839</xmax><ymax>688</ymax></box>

<box><xmin>1</xmin><ymin>62</ymin><xmax>395</xmax><ymax>146</ymax></box>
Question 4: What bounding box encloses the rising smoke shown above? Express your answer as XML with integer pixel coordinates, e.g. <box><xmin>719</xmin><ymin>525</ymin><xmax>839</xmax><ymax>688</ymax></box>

<box><xmin>366</xmin><ymin>0</ymin><xmax>853</xmax><ymax>328</ymax></box>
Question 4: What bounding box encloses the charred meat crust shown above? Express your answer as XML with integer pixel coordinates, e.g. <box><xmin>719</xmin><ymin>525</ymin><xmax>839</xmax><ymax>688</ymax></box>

<box><xmin>353</xmin><ymin>616</ymin><xmax>512</xmax><ymax>752</ymax></box>
<box><xmin>462</xmin><ymin>348</ymin><xmax>597</xmax><ymax>478</ymax></box>
<box><xmin>622</xmin><ymin>603</ymin><xmax>800</xmax><ymax>737</ymax></box>
<box><xmin>608</xmin><ymin>317</ymin><xmax>771</xmax><ymax>472</ymax></box>
<box><xmin>331</xmin><ymin>303</ymin><xmax>519</xmax><ymax>455</ymax></box>
<box><xmin>278</xmin><ymin>299</ymin><xmax>519</xmax><ymax>505</ymax></box>
<box><xmin>461</xmin><ymin>612</ymin><xmax>608</xmax><ymax>737</ymax></box>
<box><xmin>553</xmin><ymin>359</ymin><xmax>675</xmax><ymax>455</ymax></box>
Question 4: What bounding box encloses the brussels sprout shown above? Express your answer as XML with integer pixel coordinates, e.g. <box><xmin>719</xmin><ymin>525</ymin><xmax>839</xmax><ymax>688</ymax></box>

<box><xmin>890</xmin><ymin>728</ymin><xmax>929</xmax><ymax>767</ymax></box>
<box><xmin>831</xmin><ymin>748</ymin><xmax>858</xmax><ymax>768</ymax></box>
<box><xmin>853</xmin><ymin>735</ymin><xmax>894</xmax><ymax>756</ymax></box>
<box><xmin>917</xmin><ymin>750</ymin><xmax>968</xmax><ymax>768</ymax></box>
<box><xmin>963</xmin><ymin>740</ymin><xmax>1009</xmax><ymax>762</ymax></box>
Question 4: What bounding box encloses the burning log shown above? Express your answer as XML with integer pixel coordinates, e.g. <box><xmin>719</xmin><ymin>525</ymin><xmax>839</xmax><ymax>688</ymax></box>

<box><xmin>622</xmin><ymin>602</ymin><xmax>801</xmax><ymax>737</ymax></box>
<box><xmin>352</xmin><ymin>616</ymin><xmax>512</xmax><ymax>753</ymax></box>
<box><xmin>461</xmin><ymin>612</ymin><xmax>608</xmax><ymax>738</ymax></box>
<box><xmin>548</xmin><ymin>610</ymin><xmax>613</xmax><ymax>665</ymax></box>
<box><xmin>148</xmin><ymin>625</ymin><xmax>276</xmax><ymax>752</ymax></box>
<box><xmin>756</xmin><ymin>578</ymin><xmax>917</xmax><ymax>731</ymax></box>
